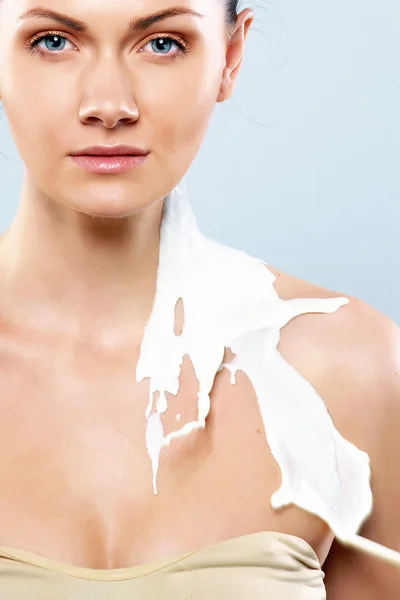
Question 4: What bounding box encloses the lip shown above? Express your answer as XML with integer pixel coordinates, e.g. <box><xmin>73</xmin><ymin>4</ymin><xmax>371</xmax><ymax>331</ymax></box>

<box><xmin>70</xmin><ymin>145</ymin><xmax>149</xmax><ymax>157</ymax></box>
<box><xmin>69</xmin><ymin>154</ymin><xmax>148</xmax><ymax>174</ymax></box>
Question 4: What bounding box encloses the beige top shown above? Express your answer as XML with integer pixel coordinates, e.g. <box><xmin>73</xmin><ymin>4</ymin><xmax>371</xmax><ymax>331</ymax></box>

<box><xmin>0</xmin><ymin>530</ymin><xmax>325</xmax><ymax>599</ymax></box>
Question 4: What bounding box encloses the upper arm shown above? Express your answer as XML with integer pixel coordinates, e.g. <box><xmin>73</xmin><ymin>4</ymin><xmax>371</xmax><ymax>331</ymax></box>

<box><xmin>267</xmin><ymin>264</ymin><xmax>400</xmax><ymax>595</ymax></box>
<box><xmin>321</xmin><ymin>303</ymin><xmax>400</xmax><ymax>597</ymax></box>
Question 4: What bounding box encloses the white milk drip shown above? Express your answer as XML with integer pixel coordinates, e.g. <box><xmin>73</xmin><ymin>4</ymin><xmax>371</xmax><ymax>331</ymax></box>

<box><xmin>137</xmin><ymin>180</ymin><xmax>400</xmax><ymax>565</ymax></box>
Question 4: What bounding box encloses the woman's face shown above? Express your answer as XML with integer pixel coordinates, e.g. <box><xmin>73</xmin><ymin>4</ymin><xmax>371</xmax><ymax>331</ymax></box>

<box><xmin>0</xmin><ymin>0</ymin><xmax>251</xmax><ymax>217</ymax></box>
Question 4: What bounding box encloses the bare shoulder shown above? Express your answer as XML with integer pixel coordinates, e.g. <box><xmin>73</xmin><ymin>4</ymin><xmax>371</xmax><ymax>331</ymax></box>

<box><xmin>266</xmin><ymin>262</ymin><xmax>399</xmax><ymax>423</ymax></box>
<box><xmin>268</xmin><ymin>263</ymin><xmax>400</xmax><ymax>596</ymax></box>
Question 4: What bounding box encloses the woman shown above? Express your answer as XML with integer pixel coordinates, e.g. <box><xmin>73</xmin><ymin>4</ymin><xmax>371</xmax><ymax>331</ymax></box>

<box><xmin>0</xmin><ymin>0</ymin><xmax>398</xmax><ymax>598</ymax></box>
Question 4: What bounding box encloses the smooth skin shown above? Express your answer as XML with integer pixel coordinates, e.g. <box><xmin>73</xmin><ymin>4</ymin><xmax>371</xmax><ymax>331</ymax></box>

<box><xmin>0</xmin><ymin>0</ymin><xmax>398</xmax><ymax>597</ymax></box>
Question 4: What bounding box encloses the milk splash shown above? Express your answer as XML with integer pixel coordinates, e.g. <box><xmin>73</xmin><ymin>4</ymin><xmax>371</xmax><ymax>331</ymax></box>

<box><xmin>137</xmin><ymin>180</ymin><xmax>400</xmax><ymax>566</ymax></box>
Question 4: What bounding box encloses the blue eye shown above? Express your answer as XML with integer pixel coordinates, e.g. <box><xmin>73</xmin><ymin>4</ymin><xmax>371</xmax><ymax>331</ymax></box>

<box><xmin>150</xmin><ymin>37</ymin><xmax>177</xmax><ymax>54</ymax></box>
<box><xmin>39</xmin><ymin>34</ymin><xmax>68</xmax><ymax>52</ymax></box>
<box><xmin>28</xmin><ymin>33</ymin><xmax>72</xmax><ymax>55</ymax></box>
<box><xmin>45</xmin><ymin>35</ymin><xmax>67</xmax><ymax>51</ymax></box>
<box><xmin>145</xmin><ymin>36</ymin><xmax>188</xmax><ymax>59</ymax></box>
<box><xmin>27</xmin><ymin>32</ymin><xmax>189</xmax><ymax>60</ymax></box>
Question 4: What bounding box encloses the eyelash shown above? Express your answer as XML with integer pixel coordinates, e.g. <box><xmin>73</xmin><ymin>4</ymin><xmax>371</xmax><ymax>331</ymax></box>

<box><xmin>25</xmin><ymin>30</ymin><xmax>190</xmax><ymax>61</ymax></box>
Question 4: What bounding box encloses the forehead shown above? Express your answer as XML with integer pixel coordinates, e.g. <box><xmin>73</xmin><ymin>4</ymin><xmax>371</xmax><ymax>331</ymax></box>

<box><xmin>3</xmin><ymin>0</ymin><xmax>220</xmax><ymax>24</ymax></box>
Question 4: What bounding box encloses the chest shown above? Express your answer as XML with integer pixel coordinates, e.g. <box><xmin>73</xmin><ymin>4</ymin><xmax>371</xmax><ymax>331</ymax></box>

<box><xmin>0</xmin><ymin>337</ymin><xmax>328</xmax><ymax>567</ymax></box>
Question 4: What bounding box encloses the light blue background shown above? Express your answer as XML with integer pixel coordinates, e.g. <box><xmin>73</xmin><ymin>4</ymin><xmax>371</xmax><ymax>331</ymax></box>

<box><xmin>1</xmin><ymin>0</ymin><xmax>398</xmax><ymax>321</ymax></box>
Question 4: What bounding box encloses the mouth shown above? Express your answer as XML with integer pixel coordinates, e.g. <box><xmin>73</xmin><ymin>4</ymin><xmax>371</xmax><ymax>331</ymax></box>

<box><xmin>70</xmin><ymin>145</ymin><xmax>149</xmax><ymax>157</ymax></box>
<box><xmin>69</xmin><ymin>149</ymin><xmax>149</xmax><ymax>174</ymax></box>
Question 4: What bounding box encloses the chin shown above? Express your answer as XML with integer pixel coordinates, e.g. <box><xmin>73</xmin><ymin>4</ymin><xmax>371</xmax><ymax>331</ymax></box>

<box><xmin>74</xmin><ymin>205</ymin><xmax>134</xmax><ymax>219</ymax></box>
<box><xmin>64</xmin><ymin>181</ymin><xmax>157</xmax><ymax>219</ymax></box>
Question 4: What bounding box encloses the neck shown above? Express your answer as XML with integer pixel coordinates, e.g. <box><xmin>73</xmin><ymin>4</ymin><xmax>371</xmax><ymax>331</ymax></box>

<box><xmin>0</xmin><ymin>177</ymin><xmax>165</xmax><ymax>348</ymax></box>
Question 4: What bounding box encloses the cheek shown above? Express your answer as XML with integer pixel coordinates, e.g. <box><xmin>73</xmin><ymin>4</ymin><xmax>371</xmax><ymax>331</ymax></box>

<box><xmin>5</xmin><ymin>99</ymin><xmax>64</xmax><ymax>179</ymax></box>
<box><xmin>2</xmin><ymin>58</ymin><xmax>70</xmax><ymax>174</ymax></box>
<box><xmin>142</xmin><ymin>63</ymin><xmax>221</xmax><ymax>158</ymax></box>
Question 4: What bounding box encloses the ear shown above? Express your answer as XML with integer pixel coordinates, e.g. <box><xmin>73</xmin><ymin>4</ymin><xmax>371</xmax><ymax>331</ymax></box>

<box><xmin>217</xmin><ymin>8</ymin><xmax>254</xmax><ymax>103</ymax></box>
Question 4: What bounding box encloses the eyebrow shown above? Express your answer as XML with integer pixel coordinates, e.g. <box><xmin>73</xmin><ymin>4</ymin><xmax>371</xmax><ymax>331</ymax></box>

<box><xmin>18</xmin><ymin>6</ymin><xmax>204</xmax><ymax>33</ymax></box>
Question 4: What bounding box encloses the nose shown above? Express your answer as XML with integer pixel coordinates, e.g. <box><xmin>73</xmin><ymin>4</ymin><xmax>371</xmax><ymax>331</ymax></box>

<box><xmin>80</xmin><ymin>104</ymin><xmax>138</xmax><ymax>129</ymax></box>
<box><xmin>78</xmin><ymin>58</ymin><xmax>139</xmax><ymax>129</ymax></box>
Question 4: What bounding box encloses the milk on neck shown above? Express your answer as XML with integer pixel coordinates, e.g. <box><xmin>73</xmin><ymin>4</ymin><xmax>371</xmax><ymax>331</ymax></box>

<box><xmin>138</xmin><ymin>179</ymin><xmax>374</xmax><ymax>554</ymax></box>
